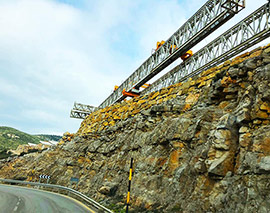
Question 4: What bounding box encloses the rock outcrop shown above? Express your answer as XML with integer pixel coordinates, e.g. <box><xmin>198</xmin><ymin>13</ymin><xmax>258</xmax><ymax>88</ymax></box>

<box><xmin>7</xmin><ymin>143</ymin><xmax>49</xmax><ymax>157</ymax></box>
<box><xmin>1</xmin><ymin>45</ymin><xmax>270</xmax><ymax>212</ymax></box>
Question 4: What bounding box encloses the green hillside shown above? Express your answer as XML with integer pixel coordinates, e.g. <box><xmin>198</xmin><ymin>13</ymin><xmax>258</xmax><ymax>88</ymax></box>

<box><xmin>0</xmin><ymin>126</ymin><xmax>61</xmax><ymax>159</ymax></box>
<box><xmin>35</xmin><ymin>134</ymin><xmax>61</xmax><ymax>142</ymax></box>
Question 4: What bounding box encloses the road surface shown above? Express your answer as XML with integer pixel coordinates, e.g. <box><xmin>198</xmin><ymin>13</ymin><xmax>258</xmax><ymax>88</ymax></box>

<box><xmin>0</xmin><ymin>184</ymin><xmax>94</xmax><ymax>213</ymax></box>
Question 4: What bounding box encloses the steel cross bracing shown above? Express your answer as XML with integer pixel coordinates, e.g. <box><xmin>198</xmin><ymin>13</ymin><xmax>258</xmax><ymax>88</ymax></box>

<box><xmin>70</xmin><ymin>111</ymin><xmax>89</xmax><ymax>119</ymax></box>
<box><xmin>98</xmin><ymin>0</ymin><xmax>245</xmax><ymax>109</ymax></box>
<box><xmin>71</xmin><ymin>2</ymin><xmax>269</xmax><ymax>120</ymax></box>
<box><xmin>70</xmin><ymin>102</ymin><xmax>96</xmax><ymax>119</ymax></box>
<box><xmin>142</xmin><ymin>3</ymin><xmax>270</xmax><ymax>95</ymax></box>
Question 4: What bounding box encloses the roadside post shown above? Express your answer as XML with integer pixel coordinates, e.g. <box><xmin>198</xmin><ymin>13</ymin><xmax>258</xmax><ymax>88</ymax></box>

<box><xmin>39</xmin><ymin>174</ymin><xmax>51</xmax><ymax>184</ymax></box>
<box><xmin>126</xmin><ymin>119</ymin><xmax>137</xmax><ymax>213</ymax></box>
<box><xmin>126</xmin><ymin>158</ymin><xmax>133</xmax><ymax>213</ymax></box>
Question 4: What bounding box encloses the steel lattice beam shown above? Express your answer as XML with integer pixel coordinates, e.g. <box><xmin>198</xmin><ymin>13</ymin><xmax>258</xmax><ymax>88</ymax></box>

<box><xmin>70</xmin><ymin>102</ymin><xmax>96</xmax><ymax>119</ymax></box>
<box><xmin>72</xmin><ymin>102</ymin><xmax>96</xmax><ymax>112</ymax></box>
<box><xmin>142</xmin><ymin>3</ymin><xmax>270</xmax><ymax>95</ymax></box>
<box><xmin>70</xmin><ymin>110</ymin><xmax>90</xmax><ymax>119</ymax></box>
<box><xmin>71</xmin><ymin>3</ymin><xmax>269</xmax><ymax>120</ymax></box>
<box><xmin>98</xmin><ymin>0</ymin><xmax>245</xmax><ymax>109</ymax></box>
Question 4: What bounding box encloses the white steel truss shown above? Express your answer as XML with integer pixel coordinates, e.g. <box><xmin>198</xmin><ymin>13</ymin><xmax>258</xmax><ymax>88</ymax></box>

<box><xmin>70</xmin><ymin>102</ymin><xmax>96</xmax><ymax>119</ymax></box>
<box><xmin>70</xmin><ymin>0</ymin><xmax>247</xmax><ymax>119</ymax></box>
<box><xmin>142</xmin><ymin>3</ymin><xmax>270</xmax><ymax>95</ymax></box>
<box><xmin>98</xmin><ymin>0</ymin><xmax>245</xmax><ymax>108</ymax></box>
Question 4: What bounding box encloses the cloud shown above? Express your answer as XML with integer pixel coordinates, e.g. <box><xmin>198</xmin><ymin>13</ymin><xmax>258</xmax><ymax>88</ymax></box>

<box><xmin>0</xmin><ymin>0</ymin><xmax>269</xmax><ymax>134</ymax></box>
<box><xmin>0</xmin><ymin>0</ymin><xmax>192</xmax><ymax>134</ymax></box>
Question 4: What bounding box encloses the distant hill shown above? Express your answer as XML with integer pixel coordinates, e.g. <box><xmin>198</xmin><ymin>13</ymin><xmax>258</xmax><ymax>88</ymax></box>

<box><xmin>0</xmin><ymin>126</ymin><xmax>61</xmax><ymax>159</ymax></box>
<box><xmin>34</xmin><ymin>134</ymin><xmax>61</xmax><ymax>142</ymax></box>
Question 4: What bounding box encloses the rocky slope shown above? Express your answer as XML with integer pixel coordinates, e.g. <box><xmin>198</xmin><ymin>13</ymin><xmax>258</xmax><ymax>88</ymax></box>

<box><xmin>1</xmin><ymin>45</ymin><xmax>270</xmax><ymax>212</ymax></box>
<box><xmin>7</xmin><ymin>143</ymin><xmax>50</xmax><ymax>157</ymax></box>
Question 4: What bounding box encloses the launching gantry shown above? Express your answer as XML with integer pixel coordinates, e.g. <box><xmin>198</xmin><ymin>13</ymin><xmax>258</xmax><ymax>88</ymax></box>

<box><xmin>71</xmin><ymin>0</ymin><xmax>248</xmax><ymax>119</ymax></box>
<box><xmin>142</xmin><ymin>2</ymin><xmax>270</xmax><ymax>95</ymax></box>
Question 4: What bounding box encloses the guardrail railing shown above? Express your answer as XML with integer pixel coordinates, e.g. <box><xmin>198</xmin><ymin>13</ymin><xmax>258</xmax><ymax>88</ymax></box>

<box><xmin>0</xmin><ymin>178</ymin><xmax>112</xmax><ymax>213</ymax></box>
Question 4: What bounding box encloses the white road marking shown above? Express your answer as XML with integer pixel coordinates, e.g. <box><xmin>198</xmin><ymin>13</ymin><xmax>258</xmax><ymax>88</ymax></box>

<box><xmin>13</xmin><ymin>197</ymin><xmax>21</xmax><ymax>212</ymax></box>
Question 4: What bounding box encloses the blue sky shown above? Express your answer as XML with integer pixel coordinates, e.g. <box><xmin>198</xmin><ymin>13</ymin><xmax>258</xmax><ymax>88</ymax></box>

<box><xmin>0</xmin><ymin>0</ymin><xmax>268</xmax><ymax>135</ymax></box>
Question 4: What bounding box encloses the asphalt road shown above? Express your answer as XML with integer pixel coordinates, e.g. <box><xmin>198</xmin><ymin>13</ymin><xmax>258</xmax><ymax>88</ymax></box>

<box><xmin>0</xmin><ymin>184</ymin><xmax>94</xmax><ymax>213</ymax></box>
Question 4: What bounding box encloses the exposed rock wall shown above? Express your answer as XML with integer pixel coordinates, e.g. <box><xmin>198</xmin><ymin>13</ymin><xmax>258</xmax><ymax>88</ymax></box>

<box><xmin>1</xmin><ymin>45</ymin><xmax>270</xmax><ymax>212</ymax></box>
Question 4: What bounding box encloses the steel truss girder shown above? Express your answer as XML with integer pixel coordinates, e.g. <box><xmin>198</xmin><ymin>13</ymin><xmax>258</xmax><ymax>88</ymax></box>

<box><xmin>71</xmin><ymin>2</ymin><xmax>269</xmax><ymax>120</ymax></box>
<box><xmin>72</xmin><ymin>102</ymin><xmax>96</xmax><ymax>112</ymax></box>
<box><xmin>70</xmin><ymin>102</ymin><xmax>96</xmax><ymax>119</ymax></box>
<box><xmin>142</xmin><ymin>3</ymin><xmax>270</xmax><ymax>95</ymax></box>
<box><xmin>98</xmin><ymin>0</ymin><xmax>245</xmax><ymax>109</ymax></box>
<box><xmin>70</xmin><ymin>110</ymin><xmax>89</xmax><ymax>119</ymax></box>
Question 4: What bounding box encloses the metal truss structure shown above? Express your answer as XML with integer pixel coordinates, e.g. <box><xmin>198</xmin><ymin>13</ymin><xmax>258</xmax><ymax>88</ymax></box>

<box><xmin>98</xmin><ymin>0</ymin><xmax>245</xmax><ymax>109</ymax></box>
<box><xmin>142</xmin><ymin>2</ymin><xmax>270</xmax><ymax>95</ymax></box>
<box><xmin>70</xmin><ymin>102</ymin><xmax>96</xmax><ymax>119</ymax></box>
<box><xmin>70</xmin><ymin>0</ymin><xmax>249</xmax><ymax>119</ymax></box>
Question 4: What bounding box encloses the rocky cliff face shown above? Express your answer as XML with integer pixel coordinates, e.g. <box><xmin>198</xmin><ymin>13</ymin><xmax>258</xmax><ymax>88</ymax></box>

<box><xmin>1</xmin><ymin>45</ymin><xmax>270</xmax><ymax>212</ymax></box>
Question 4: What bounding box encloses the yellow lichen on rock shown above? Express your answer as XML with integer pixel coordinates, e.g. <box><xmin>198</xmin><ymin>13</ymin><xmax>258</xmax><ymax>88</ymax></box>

<box><xmin>260</xmin><ymin>102</ymin><xmax>270</xmax><ymax>113</ymax></box>
<box><xmin>221</xmin><ymin>76</ymin><xmax>235</xmax><ymax>87</ymax></box>
<box><xmin>249</xmin><ymin>50</ymin><xmax>262</xmax><ymax>58</ymax></box>
<box><xmin>137</xmin><ymin>99</ymin><xmax>146</xmax><ymax>105</ymax></box>
<box><xmin>255</xmin><ymin>110</ymin><xmax>269</xmax><ymax>119</ymax></box>
<box><xmin>113</xmin><ymin>114</ymin><xmax>121</xmax><ymax>120</ymax></box>
<box><xmin>183</xmin><ymin>93</ymin><xmax>200</xmax><ymax>111</ymax></box>
<box><xmin>109</xmin><ymin>120</ymin><xmax>116</xmax><ymax>126</ymax></box>
<box><xmin>201</xmin><ymin>67</ymin><xmax>217</xmax><ymax>77</ymax></box>
<box><xmin>75</xmin><ymin>44</ymin><xmax>269</xmax><ymax>136</ymax></box>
